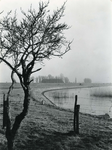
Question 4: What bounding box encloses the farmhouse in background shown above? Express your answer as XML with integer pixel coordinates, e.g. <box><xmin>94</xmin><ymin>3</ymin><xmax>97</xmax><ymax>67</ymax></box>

<box><xmin>41</xmin><ymin>78</ymin><xmax>64</xmax><ymax>83</ymax></box>
<box><xmin>36</xmin><ymin>74</ymin><xmax>70</xmax><ymax>83</ymax></box>
<box><xmin>84</xmin><ymin>78</ymin><xmax>92</xmax><ymax>84</ymax></box>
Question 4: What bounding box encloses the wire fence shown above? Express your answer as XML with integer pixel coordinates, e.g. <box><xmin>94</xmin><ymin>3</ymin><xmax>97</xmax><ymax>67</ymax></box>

<box><xmin>45</xmin><ymin>92</ymin><xmax>112</xmax><ymax>135</ymax></box>
<box><xmin>46</xmin><ymin>92</ymin><xmax>112</xmax><ymax>117</ymax></box>
<box><xmin>0</xmin><ymin>92</ymin><xmax>112</xmax><ymax>136</ymax></box>
<box><xmin>1</xmin><ymin>91</ymin><xmax>111</xmax><ymax>117</ymax></box>
<box><xmin>71</xmin><ymin>95</ymin><xmax>112</xmax><ymax>136</ymax></box>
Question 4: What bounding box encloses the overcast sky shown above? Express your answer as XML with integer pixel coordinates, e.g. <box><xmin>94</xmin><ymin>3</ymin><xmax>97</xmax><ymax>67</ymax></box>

<box><xmin>0</xmin><ymin>0</ymin><xmax>112</xmax><ymax>83</ymax></box>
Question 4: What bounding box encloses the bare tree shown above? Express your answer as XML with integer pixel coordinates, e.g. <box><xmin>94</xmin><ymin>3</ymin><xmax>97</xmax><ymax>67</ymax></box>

<box><xmin>0</xmin><ymin>1</ymin><xmax>71</xmax><ymax>150</ymax></box>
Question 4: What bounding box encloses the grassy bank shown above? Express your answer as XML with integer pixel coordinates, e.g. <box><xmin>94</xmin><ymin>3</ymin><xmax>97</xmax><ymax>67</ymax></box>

<box><xmin>0</xmin><ymin>83</ymin><xmax>112</xmax><ymax>150</ymax></box>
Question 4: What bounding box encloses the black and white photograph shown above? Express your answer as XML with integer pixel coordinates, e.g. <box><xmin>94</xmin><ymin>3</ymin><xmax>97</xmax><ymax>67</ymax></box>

<box><xmin>0</xmin><ymin>0</ymin><xmax>112</xmax><ymax>149</ymax></box>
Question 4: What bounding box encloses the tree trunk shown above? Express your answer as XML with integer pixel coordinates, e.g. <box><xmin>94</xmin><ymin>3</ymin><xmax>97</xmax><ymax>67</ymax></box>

<box><xmin>7</xmin><ymin>137</ymin><xmax>14</xmax><ymax>150</ymax></box>
<box><xmin>11</xmin><ymin>87</ymin><xmax>30</xmax><ymax>135</ymax></box>
<box><xmin>6</xmin><ymin>86</ymin><xmax>30</xmax><ymax>150</ymax></box>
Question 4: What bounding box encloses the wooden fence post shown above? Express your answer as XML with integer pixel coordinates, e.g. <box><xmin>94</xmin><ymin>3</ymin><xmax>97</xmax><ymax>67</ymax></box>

<box><xmin>73</xmin><ymin>95</ymin><xmax>80</xmax><ymax>134</ymax></box>
<box><xmin>74</xmin><ymin>95</ymin><xmax>77</xmax><ymax>133</ymax></box>
<box><xmin>76</xmin><ymin>105</ymin><xmax>80</xmax><ymax>134</ymax></box>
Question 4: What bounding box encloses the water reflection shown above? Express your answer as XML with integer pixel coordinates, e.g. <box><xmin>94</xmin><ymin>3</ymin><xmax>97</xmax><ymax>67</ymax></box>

<box><xmin>45</xmin><ymin>86</ymin><xmax>112</xmax><ymax>116</ymax></box>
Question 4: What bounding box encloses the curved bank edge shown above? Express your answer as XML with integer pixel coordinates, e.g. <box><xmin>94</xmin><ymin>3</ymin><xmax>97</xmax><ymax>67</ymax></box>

<box><xmin>41</xmin><ymin>85</ymin><xmax>101</xmax><ymax>107</ymax></box>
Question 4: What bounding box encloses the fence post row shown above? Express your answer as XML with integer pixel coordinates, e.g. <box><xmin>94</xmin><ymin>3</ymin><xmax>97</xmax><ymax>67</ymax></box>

<box><xmin>74</xmin><ymin>95</ymin><xmax>80</xmax><ymax>134</ymax></box>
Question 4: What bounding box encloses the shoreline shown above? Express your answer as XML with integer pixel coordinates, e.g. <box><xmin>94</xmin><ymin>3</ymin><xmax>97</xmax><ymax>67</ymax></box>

<box><xmin>41</xmin><ymin>84</ymin><xmax>101</xmax><ymax>105</ymax></box>
<box><xmin>41</xmin><ymin>85</ymin><xmax>112</xmax><ymax>118</ymax></box>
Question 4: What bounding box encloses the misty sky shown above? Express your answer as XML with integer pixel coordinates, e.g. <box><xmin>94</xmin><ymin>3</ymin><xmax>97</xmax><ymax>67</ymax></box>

<box><xmin>0</xmin><ymin>0</ymin><xmax>112</xmax><ymax>83</ymax></box>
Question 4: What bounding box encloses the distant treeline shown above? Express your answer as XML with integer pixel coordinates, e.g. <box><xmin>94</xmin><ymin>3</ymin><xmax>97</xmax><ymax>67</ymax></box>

<box><xmin>31</xmin><ymin>74</ymin><xmax>70</xmax><ymax>83</ymax></box>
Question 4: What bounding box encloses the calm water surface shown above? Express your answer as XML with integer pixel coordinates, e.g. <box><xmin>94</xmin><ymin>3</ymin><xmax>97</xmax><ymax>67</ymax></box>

<box><xmin>45</xmin><ymin>86</ymin><xmax>112</xmax><ymax>117</ymax></box>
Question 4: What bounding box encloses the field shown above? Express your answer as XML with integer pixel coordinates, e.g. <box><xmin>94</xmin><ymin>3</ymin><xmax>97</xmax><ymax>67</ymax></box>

<box><xmin>0</xmin><ymin>83</ymin><xmax>112</xmax><ymax>150</ymax></box>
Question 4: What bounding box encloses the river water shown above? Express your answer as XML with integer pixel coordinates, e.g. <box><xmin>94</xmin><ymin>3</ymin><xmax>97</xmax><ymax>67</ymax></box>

<box><xmin>44</xmin><ymin>86</ymin><xmax>112</xmax><ymax>117</ymax></box>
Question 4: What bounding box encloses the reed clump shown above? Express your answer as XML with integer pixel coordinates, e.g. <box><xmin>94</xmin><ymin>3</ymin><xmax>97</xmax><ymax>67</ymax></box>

<box><xmin>90</xmin><ymin>87</ymin><xmax>112</xmax><ymax>97</ymax></box>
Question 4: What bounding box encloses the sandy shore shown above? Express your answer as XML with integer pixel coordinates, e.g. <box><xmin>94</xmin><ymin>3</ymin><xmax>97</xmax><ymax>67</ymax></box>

<box><xmin>0</xmin><ymin>84</ymin><xmax>112</xmax><ymax>150</ymax></box>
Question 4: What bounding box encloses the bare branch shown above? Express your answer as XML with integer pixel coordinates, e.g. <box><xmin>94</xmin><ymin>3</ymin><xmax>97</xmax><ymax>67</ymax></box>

<box><xmin>0</xmin><ymin>11</ymin><xmax>4</xmax><ymax>15</ymax></box>
<box><xmin>6</xmin><ymin>70</ymin><xmax>16</xmax><ymax>100</ymax></box>
<box><xmin>31</xmin><ymin>68</ymin><xmax>42</xmax><ymax>74</ymax></box>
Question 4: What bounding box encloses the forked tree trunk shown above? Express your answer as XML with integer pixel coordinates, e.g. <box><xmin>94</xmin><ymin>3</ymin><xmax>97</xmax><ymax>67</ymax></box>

<box><xmin>6</xmin><ymin>86</ymin><xmax>30</xmax><ymax>150</ymax></box>
<box><xmin>7</xmin><ymin>136</ymin><xmax>14</xmax><ymax>150</ymax></box>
